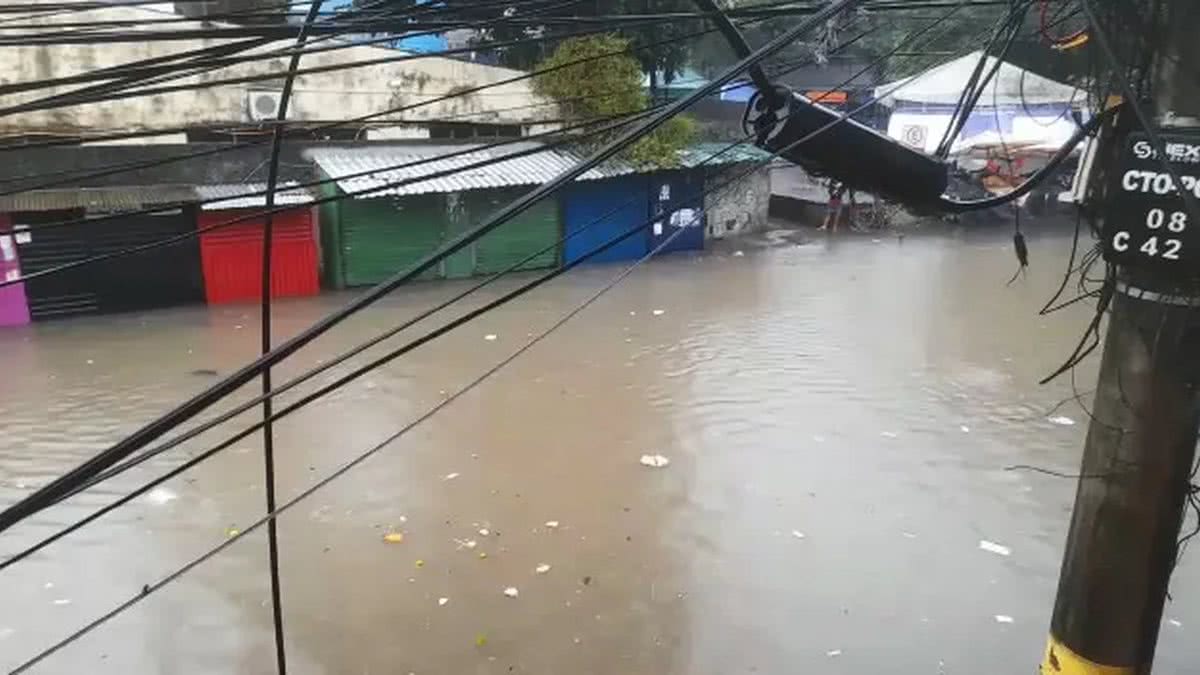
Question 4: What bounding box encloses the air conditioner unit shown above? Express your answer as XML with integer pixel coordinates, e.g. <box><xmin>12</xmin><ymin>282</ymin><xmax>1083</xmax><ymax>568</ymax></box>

<box><xmin>247</xmin><ymin>90</ymin><xmax>284</xmax><ymax>121</ymax></box>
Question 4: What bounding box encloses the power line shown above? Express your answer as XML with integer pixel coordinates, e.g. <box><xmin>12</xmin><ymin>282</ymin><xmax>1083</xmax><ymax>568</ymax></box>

<box><xmin>0</xmin><ymin>0</ymin><xmax>860</xmax><ymax>538</ymax></box>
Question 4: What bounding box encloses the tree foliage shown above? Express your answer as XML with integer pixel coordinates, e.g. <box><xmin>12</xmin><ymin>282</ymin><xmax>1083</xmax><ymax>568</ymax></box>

<box><xmin>417</xmin><ymin>1</ymin><xmax>702</xmax><ymax>87</ymax></box>
<box><xmin>533</xmin><ymin>35</ymin><xmax>696</xmax><ymax>169</ymax></box>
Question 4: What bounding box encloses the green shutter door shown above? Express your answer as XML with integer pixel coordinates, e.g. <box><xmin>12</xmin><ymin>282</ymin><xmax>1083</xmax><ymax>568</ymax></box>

<box><xmin>471</xmin><ymin>188</ymin><xmax>560</xmax><ymax>275</ymax></box>
<box><xmin>317</xmin><ymin>177</ymin><xmax>345</xmax><ymax>289</ymax></box>
<box><xmin>340</xmin><ymin>195</ymin><xmax>445</xmax><ymax>287</ymax></box>
<box><xmin>442</xmin><ymin>193</ymin><xmax>475</xmax><ymax>279</ymax></box>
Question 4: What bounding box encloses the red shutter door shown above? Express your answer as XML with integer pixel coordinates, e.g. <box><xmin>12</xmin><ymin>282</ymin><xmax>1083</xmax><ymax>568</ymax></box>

<box><xmin>198</xmin><ymin>208</ymin><xmax>319</xmax><ymax>304</ymax></box>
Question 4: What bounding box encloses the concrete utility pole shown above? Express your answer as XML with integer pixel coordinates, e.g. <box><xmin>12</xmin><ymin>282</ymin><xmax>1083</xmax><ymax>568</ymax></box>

<box><xmin>1041</xmin><ymin>2</ymin><xmax>1200</xmax><ymax>674</ymax></box>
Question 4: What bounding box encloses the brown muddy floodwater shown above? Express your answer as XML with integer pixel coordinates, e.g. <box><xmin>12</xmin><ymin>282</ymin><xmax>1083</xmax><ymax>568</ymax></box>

<box><xmin>0</xmin><ymin>224</ymin><xmax>1197</xmax><ymax>675</ymax></box>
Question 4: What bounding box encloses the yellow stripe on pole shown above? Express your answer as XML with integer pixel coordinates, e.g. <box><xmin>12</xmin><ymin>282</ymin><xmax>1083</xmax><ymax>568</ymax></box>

<box><xmin>1040</xmin><ymin>637</ymin><xmax>1136</xmax><ymax>675</ymax></box>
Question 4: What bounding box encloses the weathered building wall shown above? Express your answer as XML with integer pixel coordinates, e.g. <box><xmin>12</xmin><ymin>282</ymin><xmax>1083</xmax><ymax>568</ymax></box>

<box><xmin>0</xmin><ymin>1</ymin><xmax>555</xmax><ymax>134</ymax></box>
<box><xmin>703</xmin><ymin>164</ymin><xmax>771</xmax><ymax>239</ymax></box>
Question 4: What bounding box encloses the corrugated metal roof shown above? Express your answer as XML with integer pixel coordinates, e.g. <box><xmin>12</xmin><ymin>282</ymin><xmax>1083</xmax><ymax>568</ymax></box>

<box><xmin>0</xmin><ymin>186</ymin><xmax>197</xmax><ymax>213</ymax></box>
<box><xmin>195</xmin><ymin>182</ymin><xmax>315</xmax><ymax>210</ymax></box>
<box><xmin>678</xmin><ymin>143</ymin><xmax>774</xmax><ymax>167</ymax></box>
<box><xmin>305</xmin><ymin>143</ymin><xmax>619</xmax><ymax>198</ymax></box>
<box><xmin>305</xmin><ymin>141</ymin><xmax>771</xmax><ymax>199</ymax></box>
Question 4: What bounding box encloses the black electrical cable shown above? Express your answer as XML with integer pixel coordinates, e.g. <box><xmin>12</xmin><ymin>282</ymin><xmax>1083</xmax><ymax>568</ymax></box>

<box><xmin>939</xmin><ymin>107</ymin><xmax>1113</xmax><ymax>212</ymax></box>
<box><xmin>0</xmin><ymin>16</ymin><xmax>889</xmax><ymax>286</ymax></box>
<box><xmin>0</xmin><ymin>0</ymin><xmax>563</xmax><ymax>98</ymax></box>
<box><xmin>0</xmin><ymin>0</ymin><xmax>585</xmax><ymax>115</ymax></box>
<box><xmin>10</xmin><ymin>9</ymin><xmax>973</xmax><ymax>539</ymax></box>
<box><xmin>1079</xmin><ymin>0</ymin><xmax>1200</xmax><ymax>227</ymax></box>
<box><xmin>0</xmin><ymin>20</ymin><xmax>869</xmax><ymax>197</ymax></box>
<box><xmin>0</xmin><ymin>109</ymin><xmax>665</xmax><ymax>290</ymax></box>
<box><xmin>3</xmin><ymin>196</ymin><xmax>700</xmax><ymax>675</ymax></box>
<box><xmin>0</xmin><ymin>0</ymin><xmax>859</xmax><ymax>536</ymax></box>
<box><xmin>3</xmin><ymin>15</ymin><xmax>1003</xmax><ymax>638</ymax></box>
<box><xmin>0</xmin><ymin>11</ymin><xmax>737</xmax><ymax>200</ymax></box>
<box><xmin>941</xmin><ymin>0</ymin><xmax>1036</xmax><ymax>152</ymax></box>
<box><xmin>256</xmin><ymin>2</ymin><xmax>322</xmax><ymax>673</ymax></box>
<box><xmin>935</xmin><ymin>0</ymin><xmax>1035</xmax><ymax>158</ymax></box>
<box><xmin>9</xmin><ymin>138</ymin><xmax>760</xmax><ymax>560</ymax></box>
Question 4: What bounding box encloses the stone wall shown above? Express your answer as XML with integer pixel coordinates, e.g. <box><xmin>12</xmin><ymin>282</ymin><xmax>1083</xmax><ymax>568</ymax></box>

<box><xmin>703</xmin><ymin>163</ymin><xmax>771</xmax><ymax>239</ymax></box>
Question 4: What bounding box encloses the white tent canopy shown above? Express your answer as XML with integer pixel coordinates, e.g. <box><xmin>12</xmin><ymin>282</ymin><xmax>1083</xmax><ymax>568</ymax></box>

<box><xmin>875</xmin><ymin>51</ymin><xmax>1081</xmax><ymax>107</ymax></box>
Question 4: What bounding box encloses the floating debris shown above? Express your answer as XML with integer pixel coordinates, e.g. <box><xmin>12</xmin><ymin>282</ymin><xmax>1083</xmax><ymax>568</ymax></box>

<box><xmin>43</xmin><ymin>582</ymin><xmax>54</xmax><ymax>590</ymax></box>
<box><xmin>979</xmin><ymin>540</ymin><xmax>1011</xmax><ymax>557</ymax></box>
<box><xmin>503</xmin><ymin>587</ymin><xmax>520</xmax><ymax>598</ymax></box>
<box><xmin>53</xmin><ymin>599</ymin><xmax>71</xmax><ymax>606</ymax></box>
<box><xmin>478</xmin><ymin>528</ymin><xmax>490</xmax><ymax>536</ymax></box>
<box><xmin>880</xmin><ymin>431</ymin><xmax>899</xmax><ymax>439</ymax></box>
<box><xmin>1169</xmin><ymin>619</ymin><xmax>1183</xmax><ymax>628</ymax></box>
<box><xmin>475</xmin><ymin>634</ymin><xmax>488</xmax><ymax>647</ymax></box>
<box><xmin>382</xmin><ymin>532</ymin><xmax>405</xmax><ymax>544</ymax></box>
<box><xmin>960</xmin><ymin>425</ymin><xmax>971</xmax><ymax>433</ymax></box>
<box><xmin>994</xmin><ymin>615</ymin><xmax>1014</xmax><ymax>624</ymax></box>
<box><xmin>826</xmin><ymin>649</ymin><xmax>842</xmax><ymax>657</ymax></box>
<box><xmin>791</xmin><ymin>530</ymin><xmax>806</xmax><ymax>539</ymax></box>
<box><xmin>454</xmin><ymin>538</ymin><xmax>478</xmax><ymax>550</ymax></box>
<box><xmin>478</xmin><ymin>552</ymin><xmax>488</xmax><ymax>559</ymax></box>
<box><xmin>545</xmin><ymin>520</ymin><xmax>560</xmax><ymax>529</ymax></box>
<box><xmin>733</xmin><ymin>250</ymin><xmax>745</xmax><ymax>257</ymax></box>
<box><xmin>484</xmin><ymin>334</ymin><xmax>498</xmax><ymax>342</ymax></box>
<box><xmin>226</xmin><ymin>526</ymin><xmax>240</xmax><ymax>538</ymax></box>
<box><xmin>651</xmin><ymin>309</ymin><xmax>665</xmax><ymax>316</ymax></box>
<box><xmin>535</xmin><ymin>563</ymin><xmax>552</xmax><ymax>575</ymax></box>
<box><xmin>639</xmin><ymin>454</ymin><xmax>670</xmax><ymax>468</ymax></box>
<box><xmin>438</xmin><ymin>597</ymin><xmax>449</xmax><ymax>607</ymax></box>
<box><xmin>414</xmin><ymin>559</ymin><xmax>425</xmax><ymax>568</ymax></box>
<box><xmin>444</xmin><ymin>472</ymin><xmax>460</xmax><ymax>481</ymax></box>
<box><xmin>144</xmin><ymin>487</ymin><xmax>178</xmax><ymax>506</ymax></box>
<box><xmin>901</xmin><ymin>532</ymin><xmax>918</xmax><ymax>539</ymax></box>
<box><xmin>86</xmin><ymin>359</ymin><xmax>95</xmax><ymax>365</ymax></box>
<box><xmin>1048</xmin><ymin>415</ymin><xmax>1076</xmax><ymax>426</ymax></box>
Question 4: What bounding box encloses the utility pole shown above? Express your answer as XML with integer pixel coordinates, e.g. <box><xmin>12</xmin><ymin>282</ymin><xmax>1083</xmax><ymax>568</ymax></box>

<box><xmin>1040</xmin><ymin>2</ymin><xmax>1200</xmax><ymax>674</ymax></box>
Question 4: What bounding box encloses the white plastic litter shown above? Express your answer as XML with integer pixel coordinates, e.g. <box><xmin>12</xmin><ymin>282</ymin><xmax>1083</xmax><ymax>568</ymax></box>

<box><xmin>979</xmin><ymin>540</ymin><xmax>1012</xmax><ymax>557</ymax></box>
<box><xmin>535</xmin><ymin>563</ymin><xmax>552</xmax><ymax>574</ymax></box>
<box><xmin>438</xmin><ymin>597</ymin><xmax>449</xmax><ymax>607</ymax></box>
<box><xmin>639</xmin><ymin>454</ymin><xmax>670</xmax><ymax>468</ymax></box>
<box><xmin>53</xmin><ymin>599</ymin><xmax>71</xmax><ymax>606</ymax></box>
<box><xmin>791</xmin><ymin>530</ymin><xmax>806</xmax><ymax>539</ymax></box>
<box><xmin>479</xmin><ymin>528</ymin><xmax>490</xmax><ymax>536</ymax></box>
<box><xmin>545</xmin><ymin>520</ymin><xmax>560</xmax><ymax>529</ymax></box>
<box><xmin>826</xmin><ymin>650</ymin><xmax>842</xmax><ymax>657</ymax></box>
<box><xmin>651</xmin><ymin>309</ymin><xmax>665</xmax><ymax>316</ymax></box>
<box><xmin>1048</xmin><ymin>415</ymin><xmax>1076</xmax><ymax>426</ymax></box>
<box><xmin>733</xmin><ymin>250</ymin><xmax>745</xmax><ymax>257</ymax></box>
<box><xmin>444</xmin><ymin>472</ymin><xmax>460</xmax><ymax>481</ymax></box>
<box><xmin>503</xmin><ymin>587</ymin><xmax>519</xmax><ymax>598</ymax></box>
<box><xmin>995</xmin><ymin>615</ymin><xmax>1014</xmax><ymax>624</ymax></box>
<box><xmin>484</xmin><ymin>334</ymin><xmax>498</xmax><ymax>341</ymax></box>
<box><xmin>880</xmin><ymin>431</ymin><xmax>899</xmax><ymax>439</ymax></box>
<box><xmin>960</xmin><ymin>425</ymin><xmax>971</xmax><ymax>433</ymax></box>
<box><xmin>1169</xmin><ymin>619</ymin><xmax>1183</xmax><ymax>628</ymax></box>
<box><xmin>144</xmin><ymin>487</ymin><xmax>178</xmax><ymax>506</ymax></box>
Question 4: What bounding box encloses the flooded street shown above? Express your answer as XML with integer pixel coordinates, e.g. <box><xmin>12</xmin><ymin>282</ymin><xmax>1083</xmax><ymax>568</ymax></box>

<box><xmin>1</xmin><ymin>224</ymin><xmax>1197</xmax><ymax>674</ymax></box>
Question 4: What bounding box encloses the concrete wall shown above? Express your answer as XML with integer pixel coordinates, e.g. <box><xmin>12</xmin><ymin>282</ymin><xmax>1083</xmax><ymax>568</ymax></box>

<box><xmin>0</xmin><ymin>1</ymin><xmax>556</xmax><ymax>134</ymax></box>
<box><xmin>704</xmin><ymin>164</ymin><xmax>771</xmax><ymax>239</ymax></box>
